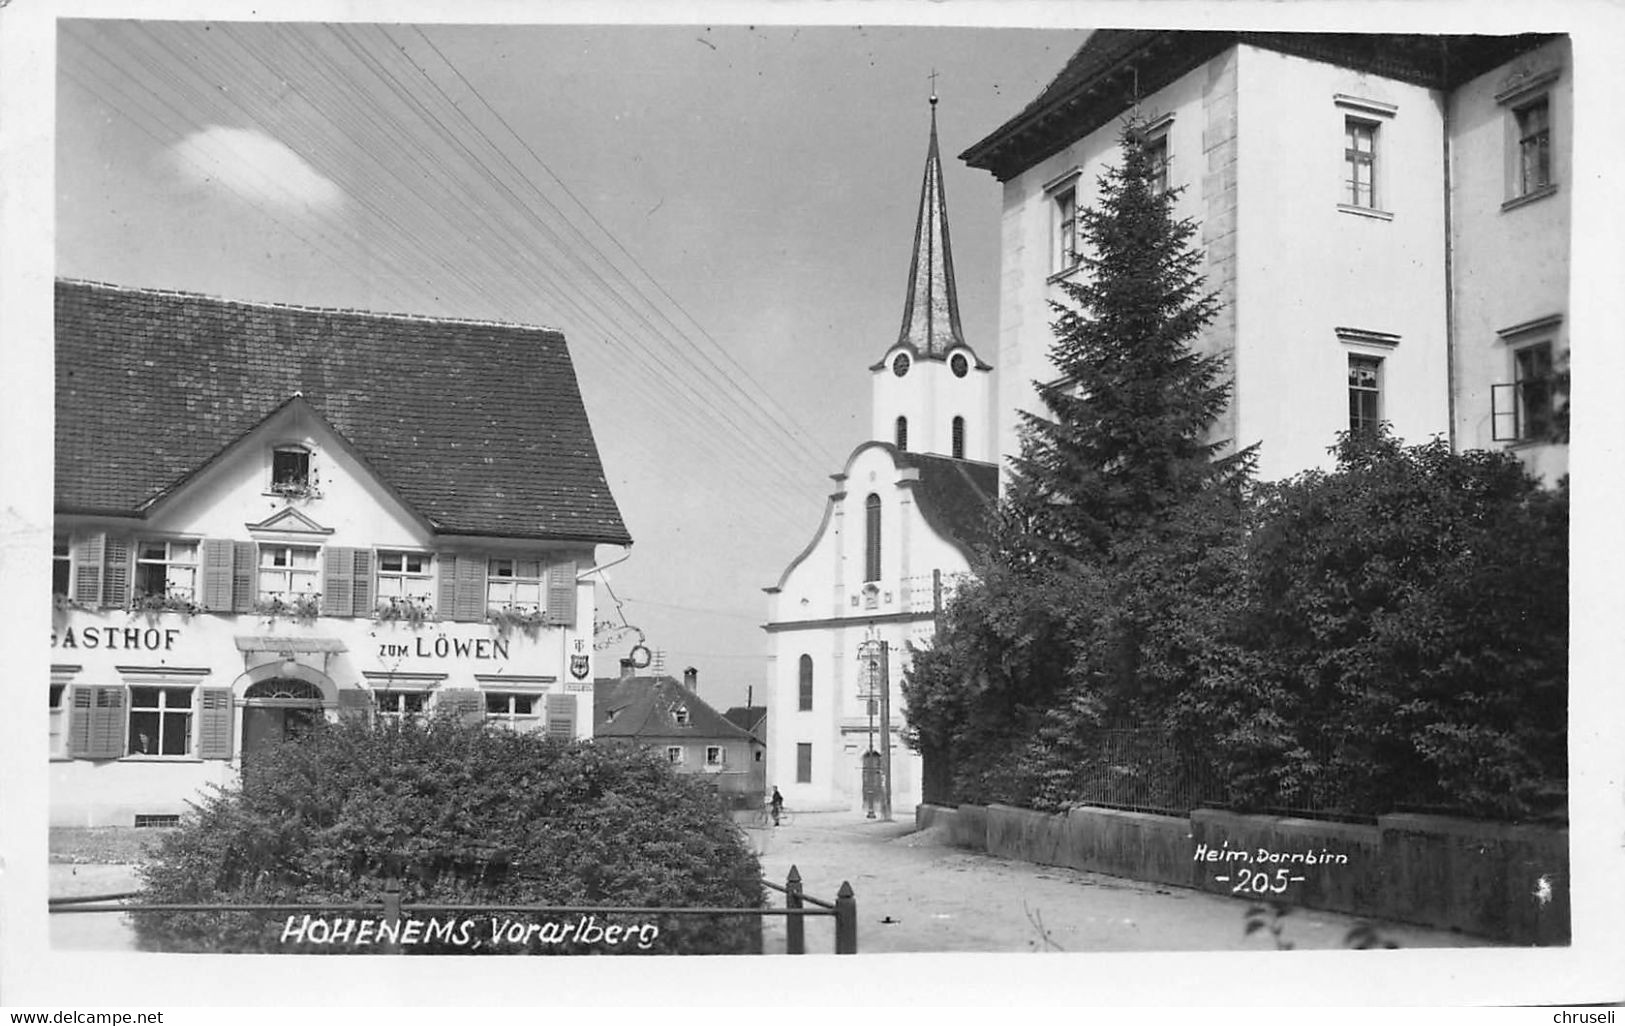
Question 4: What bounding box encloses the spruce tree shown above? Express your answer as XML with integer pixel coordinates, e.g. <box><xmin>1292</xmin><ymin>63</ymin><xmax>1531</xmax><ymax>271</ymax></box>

<box><xmin>1002</xmin><ymin>119</ymin><xmax>1254</xmax><ymax>566</ymax></box>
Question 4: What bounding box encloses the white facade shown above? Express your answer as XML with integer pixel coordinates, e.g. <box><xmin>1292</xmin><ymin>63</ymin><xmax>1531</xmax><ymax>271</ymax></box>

<box><xmin>51</xmin><ymin>287</ymin><xmax>624</xmax><ymax>827</ymax></box>
<box><xmin>978</xmin><ymin>34</ymin><xmax>1570</xmax><ymax>484</ymax></box>
<box><xmin>763</xmin><ymin>443</ymin><xmax>981</xmax><ymax>812</ymax></box>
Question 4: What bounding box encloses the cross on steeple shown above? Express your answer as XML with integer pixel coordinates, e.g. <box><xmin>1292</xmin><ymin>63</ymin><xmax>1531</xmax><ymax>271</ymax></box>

<box><xmin>928</xmin><ymin>67</ymin><xmax>940</xmax><ymax>103</ymax></box>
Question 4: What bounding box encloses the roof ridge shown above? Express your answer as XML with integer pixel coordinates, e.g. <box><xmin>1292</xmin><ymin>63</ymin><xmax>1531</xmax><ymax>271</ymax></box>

<box><xmin>56</xmin><ymin>277</ymin><xmax>564</xmax><ymax>335</ymax></box>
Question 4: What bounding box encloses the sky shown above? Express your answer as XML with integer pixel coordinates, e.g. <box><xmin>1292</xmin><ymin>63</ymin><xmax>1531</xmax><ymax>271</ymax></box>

<box><xmin>52</xmin><ymin>15</ymin><xmax>1090</xmax><ymax>711</ymax></box>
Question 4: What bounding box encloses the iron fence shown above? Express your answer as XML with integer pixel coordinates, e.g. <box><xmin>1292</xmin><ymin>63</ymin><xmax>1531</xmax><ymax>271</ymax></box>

<box><xmin>49</xmin><ymin>865</ymin><xmax>857</xmax><ymax>955</ymax></box>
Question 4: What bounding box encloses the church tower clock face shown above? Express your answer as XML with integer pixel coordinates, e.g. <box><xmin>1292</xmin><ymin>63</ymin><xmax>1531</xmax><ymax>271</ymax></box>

<box><xmin>892</xmin><ymin>352</ymin><xmax>911</xmax><ymax>377</ymax></box>
<box><xmin>950</xmin><ymin>353</ymin><xmax>969</xmax><ymax>378</ymax></box>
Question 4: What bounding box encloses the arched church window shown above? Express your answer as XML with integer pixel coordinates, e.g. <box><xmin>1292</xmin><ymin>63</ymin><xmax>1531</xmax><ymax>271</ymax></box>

<box><xmin>952</xmin><ymin>416</ymin><xmax>966</xmax><ymax>459</ymax></box>
<box><xmin>798</xmin><ymin>654</ymin><xmax>814</xmax><ymax>711</ymax></box>
<box><xmin>864</xmin><ymin>494</ymin><xmax>881</xmax><ymax>583</ymax></box>
<box><xmin>895</xmin><ymin>416</ymin><xmax>908</xmax><ymax>451</ymax></box>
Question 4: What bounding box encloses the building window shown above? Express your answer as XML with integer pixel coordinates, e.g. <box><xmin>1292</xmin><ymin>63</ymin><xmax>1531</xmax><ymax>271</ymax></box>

<box><xmin>798</xmin><ymin>654</ymin><xmax>813</xmax><ymax>711</ymax></box>
<box><xmin>377</xmin><ymin>691</ymin><xmax>426</xmax><ymax>725</ymax></box>
<box><xmin>666</xmin><ymin>745</ymin><xmax>684</xmax><ymax>765</ymax></box>
<box><xmin>864</xmin><ymin>494</ymin><xmax>881</xmax><ymax>583</ymax></box>
<box><xmin>951</xmin><ymin>416</ymin><xmax>966</xmax><ymax>459</ymax></box>
<box><xmin>127</xmin><ymin>686</ymin><xmax>192</xmax><ymax>757</ymax></box>
<box><xmin>1348</xmin><ymin>355</ymin><xmax>1383</xmax><ymax>436</ymax></box>
<box><xmin>895</xmin><ymin>416</ymin><xmax>908</xmax><ymax>451</ymax></box>
<box><xmin>1514</xmin><ymin>342</ymin><xmax>1556</xmax><ymax>441</ymax></box>
<box><xmin>135</xmin><ymin>540</ymin><xmax>199</xmax><ymax>601</ymax></box>
<box><xmin>50</xmin><ymin>684</ymin><xmax>67</xmax><ymax>758</ymax></box>
<box><xmin>258</xmin><ymin>545</ymin><xmax>320</xmax><ymax>599</ymax></box>
<box><xmin>484</xmin><ymin>691</ymin><xmax>539</xmax><ymax>728</ymax></box>
<box><xmin>53</xmin><ymin>536</ymin><xmax>71</xmax><ymax>595</ymax></box>
<box><xmin>1344</xmin><ymin>118</ymin><xmax>1377</xmax><ymax>209</ymax></box>
<box><xmin>1146</xmin><ymin>133</ymin><xmax>1170</xmax><ymax>197</ymax></box>
<box><xmin>705</xmin><ymin>746</ymin><xmax>725</xmax><ymax>767</ymax></box>
<box><xmin>377</xmin><ymin>551</ymin><xmax>432</xmax><ymax>599</ymax></box>
<box><xmin>1515</xmin><ymin>96</ymin><xmax>1552</xmax><ymax>197</ymax></box>
<box><xmin>796</xmin><ymin>742</ymin><xmax>813</xmax><ymax>784</ymax></box>
<box><xmin>673</xmin><ymin>705</ymin><xmax>690</xmax><ymax>726</ymax></box>
<box><xmin>271</xmin><ymin>445</ymin><xmax>313</xmax><ymax>495</ymax></box>
<box><xmin>487</xmin><ymin>558</ymin><xmax>543</xmax><ymax>611</ymax></box>
<box><xmin>1054</xmin><ymin>186</ymin><xmax>1079</xmax><ymax>273</ymax></box>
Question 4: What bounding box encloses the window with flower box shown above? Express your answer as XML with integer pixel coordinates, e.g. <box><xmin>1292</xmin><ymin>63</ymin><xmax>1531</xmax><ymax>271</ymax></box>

<box><xmin>487</xmin><ymin>558</ymin><xmax>544</xmax><ymax>611</ymax></box>
<box><xmin>135</xmin><ymin>540</ymin><xmax>199</xmax><ymax>602</ymax></box>
<box><xmin>258</xmin><ymin>545</ymin><xmax>320</xmax><ymax>600</ymax></box>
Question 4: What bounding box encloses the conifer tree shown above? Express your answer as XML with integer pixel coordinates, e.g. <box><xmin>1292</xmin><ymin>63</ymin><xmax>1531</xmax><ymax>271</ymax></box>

<box><xmin>1001</xmin><ymin>119</ymin><xmax>1254</xmax><ymax>566</ymax></box>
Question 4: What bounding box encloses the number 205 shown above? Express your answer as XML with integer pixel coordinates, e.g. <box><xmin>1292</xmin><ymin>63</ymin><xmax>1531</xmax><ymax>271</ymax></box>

<box><xmin>1231</xmin><ymin>869</ymin><xmax>1293</xmax><ymax>895</ymax></box>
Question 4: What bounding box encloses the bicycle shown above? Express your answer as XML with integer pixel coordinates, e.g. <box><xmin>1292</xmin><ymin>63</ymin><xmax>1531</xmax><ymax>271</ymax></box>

<box><xmin>752</xmin><ymin>804</ymin><xmax>793</xmax><ymax>827</ymax></box>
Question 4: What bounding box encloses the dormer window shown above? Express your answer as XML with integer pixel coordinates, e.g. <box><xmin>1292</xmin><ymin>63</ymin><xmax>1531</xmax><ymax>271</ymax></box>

<box><xmin>271</xmin><ymin>446</ymin><xmax>313</xmax><ymax>496</ymax></box>
<box><xmin>673</xmin><ymin>705</ymin><xmax>690</xmax><ymax>726</ymax></box>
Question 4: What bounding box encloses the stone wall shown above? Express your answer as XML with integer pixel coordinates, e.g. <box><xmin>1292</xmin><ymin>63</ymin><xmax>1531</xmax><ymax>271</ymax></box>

<box><xmin>916</xmin><ymin>802</ymin><xmax>1568</xmax><ymax>945</ymax></box>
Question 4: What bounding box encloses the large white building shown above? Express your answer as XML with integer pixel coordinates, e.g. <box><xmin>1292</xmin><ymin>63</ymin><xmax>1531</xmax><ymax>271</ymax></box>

<box><xmin>960</xmin><ymin>31</ymin><xmax>1571</xmax><ymax>484</ymax></box>
<box><xmin>50</xmin><ymin>280</ymin><xmax>631</xmax><ymax>826</ymax></box>
<box><xmin>763</xmin><ymin>99</ymin><xmax>998</xmax><ymax>814</ymax></box>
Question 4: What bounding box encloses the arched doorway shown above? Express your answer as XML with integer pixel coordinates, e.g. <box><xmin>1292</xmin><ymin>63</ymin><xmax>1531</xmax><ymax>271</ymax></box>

<box><xmin>241</xmin><ymin>678</ymin><xmax>326</xmax><ymax>773</ymax></box>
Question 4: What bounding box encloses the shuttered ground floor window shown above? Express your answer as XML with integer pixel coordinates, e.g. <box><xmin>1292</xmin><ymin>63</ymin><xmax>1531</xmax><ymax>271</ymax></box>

<box><xmin>66</xmin><ymin>684</ymin><xmax>233</xmax><ymax>761</ymax></box>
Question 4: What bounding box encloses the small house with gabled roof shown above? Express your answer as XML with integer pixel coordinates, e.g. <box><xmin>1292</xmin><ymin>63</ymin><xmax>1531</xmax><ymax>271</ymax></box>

<box><xmin>50</xmin><ymin>279</ymin><xmax>630</xmax><ymax>826</ymax></box>
<box><xmin>592</xmin><ymin>663</ymin><xmax>766</xmax><ymax>807</ymax></box>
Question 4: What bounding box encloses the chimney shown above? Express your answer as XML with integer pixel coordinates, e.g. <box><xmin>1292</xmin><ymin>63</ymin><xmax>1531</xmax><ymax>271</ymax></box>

<box><xmin>683</xmin><ymin>666</ymin><xmax>698</xmax><ymax>693</ymax></box>
<box><xmin>620</xmin><ymin>658</ymin><xmax>636</xmax><ymax>683</ymax></box>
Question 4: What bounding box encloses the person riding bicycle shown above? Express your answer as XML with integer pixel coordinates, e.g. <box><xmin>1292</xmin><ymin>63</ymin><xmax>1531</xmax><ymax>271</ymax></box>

<box><xmin>769</xmin><ymin>786</ymin><xmax>784</xmax><ymax>826</ymax></box>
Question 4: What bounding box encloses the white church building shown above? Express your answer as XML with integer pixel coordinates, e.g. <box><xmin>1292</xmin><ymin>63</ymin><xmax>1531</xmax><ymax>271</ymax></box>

<box><xmin>763</xmin><ymin>98</ymin><xmax>999</xmax><ymax>814</ymax></box>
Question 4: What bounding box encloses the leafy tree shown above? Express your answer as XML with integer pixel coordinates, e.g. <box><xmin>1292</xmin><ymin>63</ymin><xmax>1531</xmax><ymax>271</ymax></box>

<box><xmin>1178</xmin><ymin>431</ymin><xmax>1568</xmax><ymax>820</ymax></box>
<box><xmin>133</xmin><ymin>715</ymin><xmax>764</xmax><ymax>953</ymax></box>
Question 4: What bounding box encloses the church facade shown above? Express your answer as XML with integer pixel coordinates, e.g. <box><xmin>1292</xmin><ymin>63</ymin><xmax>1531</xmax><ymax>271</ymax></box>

<box><xmin>763</xmin><ymin>99</ymin><xmax>998</xmax><ymax>814</ymax></box>
<box><xmin>50</xmin><ymin>280</ymin><xmax>630</xmax><ymax>826</ymax></box>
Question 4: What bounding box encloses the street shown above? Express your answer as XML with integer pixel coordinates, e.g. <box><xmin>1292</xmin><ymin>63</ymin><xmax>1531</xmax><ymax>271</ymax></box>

<box><xmin>745</xmin><ymin>810</ymin><xmax>1494</xmax><ymax>955</ymax></box>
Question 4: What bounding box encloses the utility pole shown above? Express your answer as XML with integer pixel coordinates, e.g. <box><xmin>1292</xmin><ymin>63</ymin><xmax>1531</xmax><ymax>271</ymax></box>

<box><xmin>878</xmin><ymin>640</ymin><xmax>893</xmax><ymax>822</ymax></box>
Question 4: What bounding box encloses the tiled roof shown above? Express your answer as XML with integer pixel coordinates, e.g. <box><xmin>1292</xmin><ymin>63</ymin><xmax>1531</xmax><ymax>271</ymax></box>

<box><xmin>893</xmin><ymin>100</ymin><xmax>967</xmax><ymax>360</ymax></box>
<box><xmin>55</xmin><ymin>279</ymin><xmax>631</xmax><ymax>545</ymax></box>
<box><xmin>592</xmin><ymin>675</ymin><xmax>761</xmax><ymax>744</ymax></box>
<box><xmin>722</xmin><ymin>706</ymin><xmax>768</xmax><ymax>739</ymax></box>
<box><xmin>897</xmin><ymin>450</ymin><xmax>1000</xmax><ymax>559</ymax></box>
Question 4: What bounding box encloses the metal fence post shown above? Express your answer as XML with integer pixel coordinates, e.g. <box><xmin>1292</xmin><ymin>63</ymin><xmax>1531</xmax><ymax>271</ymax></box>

<box><xmin>834</xmin><ymin>881</ymin><xmax>856</xmax><ymax>954</ymax></box>
<box><xmin>785</xmin><ymin>865</ymin><xmax>805</xmax><ymax>955</ymax></box>
<box><xmin>381</xmin><ymin>874</ymin><xmax>402</xmax><ymax>955</ymax></box>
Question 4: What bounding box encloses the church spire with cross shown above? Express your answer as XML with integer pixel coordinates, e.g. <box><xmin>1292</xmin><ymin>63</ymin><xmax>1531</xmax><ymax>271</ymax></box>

<box><xmin>870</xmin><ymin>84</ymin><xmax>993</xmax><ymax>463</ymax></box>
<box><xmin>893</xmin><ymin>80</ymin><xmax>966</xmax><ymax>358</ymax></box>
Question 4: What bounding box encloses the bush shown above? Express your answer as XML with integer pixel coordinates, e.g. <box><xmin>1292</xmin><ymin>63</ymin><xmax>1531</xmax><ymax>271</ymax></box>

<box><xmin>133</xmin><ymin>716</ymin><xmax>765</xmax><ymax>954</ymax></box>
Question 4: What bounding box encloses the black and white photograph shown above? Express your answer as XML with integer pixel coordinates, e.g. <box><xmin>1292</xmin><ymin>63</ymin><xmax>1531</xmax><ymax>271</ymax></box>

<box><xmin>2</xmin><ymin>0</ymin><xmax>1621</xmax><ymax>1012</ymax></box>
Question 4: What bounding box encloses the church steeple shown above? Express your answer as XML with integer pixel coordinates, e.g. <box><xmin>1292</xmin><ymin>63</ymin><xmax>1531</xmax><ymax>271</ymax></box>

<box><xmin>870</xmin><ymin>90</ymin><xmax>994</xmax><ymax>465</ymax></box>
<box><xmin>894</xmin><ymin>93</ymin><xmax>966</xmax><ymax>358</ymax></box>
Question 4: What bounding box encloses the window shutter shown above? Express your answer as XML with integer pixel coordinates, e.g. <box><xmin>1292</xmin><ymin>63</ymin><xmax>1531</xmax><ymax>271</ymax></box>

<box><xmin>322</xmin><ymin>547</ymin><xmax>354</xmax><ymax>616</ymax></box>
<box><xmin>201</xmin><ymin>539</ymin><xmax>235</xmax><ymax>611</ymax></box>
<box><xmin>437</xmin><ymin>688</ymin><xmax>485</xmax><ymax>726</ymax></box>
<box><xmin>102</xmin><ymin>537</ymin><xmax>133</xmax><ymax>608</ymax></box>
<box><xmin>198</xmin><ymin>688</ymin><xmax>234</xmax><ymax>760</ymax></box>
<box><xmin>72</xmin><ymin>534</ymin><xmax>105</xmax><ymax>606</ymax></box>
<box><xmin>231</xmin><ymin>541</ymin><xmax>257</xmax><ymax>612</ymax></box>
<box><xmin>546</xmin><ymin>694</ymin><xmax>577</xmax><ymax>739</ymax></box>
<box><xmin>454</xmin><ymin>556</ymin><xmax>487</xmax><ymax>622</ymax></box>
<box><xmin>545</xmin><ymin>559</ymin><xmax>578</xmax><ymax>626</ymax></box>
<box><xmin>68</xmin><ymin>687</ymin><xmax>94</xmax><ymax>758</ymax></box>
<box><xmin>338</xmin><ymin>688</ymin><xmax>374</xmax><ymax>724</ymax></box>
<box><xmin>437</xmin><ymin>555</ymin><xmax>460</xmax><ymax>621</ymax></box>
<box><xmin>351</xmin><ymin>549</ymin><xmax>374</xmax><ymax>616</ymax></box>
<box><xmin>87</xmin><ymin>687</ymin><xmax>125</xmax><ymax>760</ymax></box>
